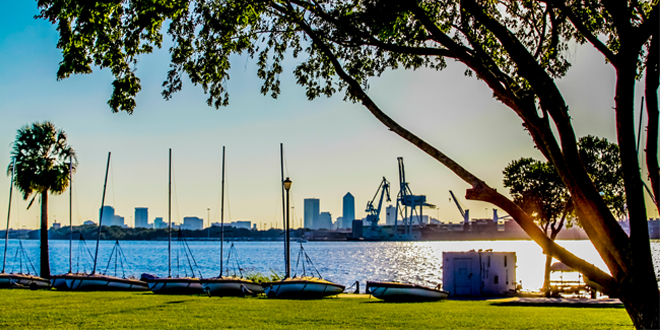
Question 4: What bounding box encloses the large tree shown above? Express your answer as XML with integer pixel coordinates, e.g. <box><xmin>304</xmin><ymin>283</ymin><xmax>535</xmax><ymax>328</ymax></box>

<box><xmin>35</xmin><ymin>0</ymin><xmax>658</xmax><ymax>327</ymax></box>
<box><xmin>8</xmin><ymin>122</ymin><xmax>76</xmax><ymax>278</ymax></box>
<box><xmin>503</xmin><ymin>135</ymin><xmax>625</xmax><ymax>294</ymax></box>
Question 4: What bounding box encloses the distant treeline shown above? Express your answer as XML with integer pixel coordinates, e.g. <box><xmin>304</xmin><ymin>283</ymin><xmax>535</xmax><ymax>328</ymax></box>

<box><xmin>1</xmin><ymin>225</ymin><xmax>306</xmax><ymax>241</ymax></box>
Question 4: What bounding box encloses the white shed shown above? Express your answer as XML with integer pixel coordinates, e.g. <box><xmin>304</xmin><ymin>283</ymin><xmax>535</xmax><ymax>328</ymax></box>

<box><xmin>442</xmin><ymin>250</ymin><xmax>517</xmax><ymax>296</ymax></box>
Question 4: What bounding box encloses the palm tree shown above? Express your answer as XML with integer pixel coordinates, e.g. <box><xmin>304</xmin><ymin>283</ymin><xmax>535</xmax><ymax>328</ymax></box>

<box><xmin>8</xmin><ymin>122</ymin><xmax>76</xmax><ymax>278</ymax></box>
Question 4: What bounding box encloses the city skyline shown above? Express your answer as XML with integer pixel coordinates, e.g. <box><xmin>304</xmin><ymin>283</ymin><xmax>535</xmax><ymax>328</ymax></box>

<box><xmin>1</xmin><ymin>2</ymin><xmax>657</xmax><ymax>231</ymax></box>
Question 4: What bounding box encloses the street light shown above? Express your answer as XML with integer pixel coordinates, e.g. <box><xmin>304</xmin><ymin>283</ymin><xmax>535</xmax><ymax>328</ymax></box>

<box><xmin>283</xmin><ymin>177</ymin><xmax>292</xmax><ymax>278</ymax></box>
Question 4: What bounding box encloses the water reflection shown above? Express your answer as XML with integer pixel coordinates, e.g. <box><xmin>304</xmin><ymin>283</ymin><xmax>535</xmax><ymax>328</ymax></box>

<box><xmin>1</xmin><ymin>239</ymin><xmax>658</xmax><ymax>292</ymax></box>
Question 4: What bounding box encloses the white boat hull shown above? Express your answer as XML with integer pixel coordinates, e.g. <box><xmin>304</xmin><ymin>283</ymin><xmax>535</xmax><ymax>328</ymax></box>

<box><xmin>0</xmin><ymin>273</ymin><xmax>50</xmax><ymax>289</ymax></box>
<box><xmin>64</xmin><ymin>274</ymin><xmax>148</xmax><ymax>291</ymax></box>
<box><xmin>200</xmin><ymin>277</ymin><xmax>264</xmax><ymax>296</ymax></box>
<box><xmin>264</xmin><ymin>277</ymin><xmax>344</xmax><ymax>299</ymax></box>
<box><xmin>367</xmin><ymin>281</ymin><xmax>449</xmax><ymax>302</ymax></box>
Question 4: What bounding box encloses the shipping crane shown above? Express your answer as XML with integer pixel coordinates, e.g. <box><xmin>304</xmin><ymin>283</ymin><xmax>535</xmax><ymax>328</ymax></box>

<box><xmin>365</xmin><ymin>177</ymin><xmax>391</xmax><ymax>231</ymax></box>
<box><xmin>449</xmin><ymin>190</ymin><xmax>469</xmax><ymax>224</ymax></box>
<box><xmin>395</xmin><ymin>157</ymin><xmax>435</xmax><ymax>239</ymax></box>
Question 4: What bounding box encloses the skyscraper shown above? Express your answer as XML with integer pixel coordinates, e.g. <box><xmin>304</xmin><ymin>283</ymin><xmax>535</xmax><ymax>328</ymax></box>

<box><xmin>135</xmin><ymin>207</ymin><xmax>149</xmax><ymax>228</ymax></box>
<box><xmin>319</xmin><ymin>212</ymin><xmax>332</xmax><ymax>229</ymax></box>
<box><xmin>342</xmin><ymin>193</ymin><xmax>355</xmax><ymax>229</ymax></box>
<box><xmin>101</xmin><ymin>205</ymin><xmax>115</xmax><ymax>226</ymax></box>
<box><xmin>154</xmin><ymin>217</ymin><xmax>166</xmax><ymax>229</ymax></box>
<box><xmin>304</xmin><ymin>198</ymin><xmax>320</xmax><ymax>229</ymax></box>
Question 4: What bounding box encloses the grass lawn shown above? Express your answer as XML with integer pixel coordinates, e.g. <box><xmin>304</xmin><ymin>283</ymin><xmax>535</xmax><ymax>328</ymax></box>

<box><xmin>0</xmin><ymin>290</ymin><xmax>633</xmax><ymax>329</ymax></box>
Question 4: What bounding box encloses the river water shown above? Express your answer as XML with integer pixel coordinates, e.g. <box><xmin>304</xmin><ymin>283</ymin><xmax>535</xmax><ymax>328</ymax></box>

<box><xmin>2</xmin><ymin>239</ymin><xmax>659</xmax><ymax>292</ymax></box>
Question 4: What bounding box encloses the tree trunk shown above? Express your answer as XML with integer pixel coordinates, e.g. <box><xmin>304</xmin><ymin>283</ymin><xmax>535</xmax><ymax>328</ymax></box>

<box><xmin>645</xmin><ymin>32</ymin><xmax>659</xmax><ymax>211</ymax></box>
<box><xmin>542</xmin><ymin>253</ymin><xmax>553</xmax><ymax>296</ymax></box>
<box><xmin>620</xmin><ymin>288</ymin><xmax>660</xmax><ymax>330</ymax></box>
<box><xmin>40</xmin><ymin>190</ymin><xmax>50</xmax><ymax>279</ymax></box>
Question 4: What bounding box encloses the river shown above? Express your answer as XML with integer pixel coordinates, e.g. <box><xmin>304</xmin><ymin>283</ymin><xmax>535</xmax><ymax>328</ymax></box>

<box><xmin>2</xmin><ymin>239</ymin><xmax>659</xmax><ymax>292</ymax></box>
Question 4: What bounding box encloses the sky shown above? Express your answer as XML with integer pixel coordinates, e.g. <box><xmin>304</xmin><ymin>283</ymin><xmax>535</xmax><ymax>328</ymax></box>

<box><xmin>0</xmin><ymin>2</ymin><xmax>657</xmax><ymax>230</ymax></box>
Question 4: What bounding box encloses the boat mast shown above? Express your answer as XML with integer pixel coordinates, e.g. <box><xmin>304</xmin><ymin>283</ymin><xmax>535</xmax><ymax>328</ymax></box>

<box><xmin>92</xmin><ymin>152</ymin><xmax>111</xmax><ymax>275</ymax></box>
<box><xmin>219</xmin><ymin>146</ymin><xmax>225</xmax><ymax>277</ymax></box>
<box><xmin>168</xmin><ymin>148</ymin><xmax>172</xmax><ymax>278</ymax></box>
<box><xmin>2</xmin><ymin>158</ymin><xmax>16</xmax><ymax>274</ymax></box>
<box><xmin>68</xmin><ymin>156</ymin><xmax>73</xmax><ymax>273</ymax></box>
<box><xmin>280</xmin><ymin>143</ymin><xmax>290</xmax><ymax>278</ymax></box>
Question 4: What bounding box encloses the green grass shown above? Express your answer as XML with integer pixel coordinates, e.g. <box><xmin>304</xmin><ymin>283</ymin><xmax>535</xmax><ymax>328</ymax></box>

<box><xmin>0</xmin><ymin>290</ymin><xmax>633</xmax><ymax>329</ymax></box>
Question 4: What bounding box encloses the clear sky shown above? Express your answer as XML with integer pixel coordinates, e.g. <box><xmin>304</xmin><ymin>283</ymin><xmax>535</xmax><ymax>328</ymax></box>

<box><xmin>0</xmin><ymin>2</ymin><xmax>656</xmax><ymax>230</ymax></box>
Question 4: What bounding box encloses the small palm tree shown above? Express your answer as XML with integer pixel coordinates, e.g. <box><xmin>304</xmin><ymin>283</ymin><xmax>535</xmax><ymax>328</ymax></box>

<box><xmin>8</xmin><ymin>122</ymin><xmax>76</xmax><ymax>278</ymax></box>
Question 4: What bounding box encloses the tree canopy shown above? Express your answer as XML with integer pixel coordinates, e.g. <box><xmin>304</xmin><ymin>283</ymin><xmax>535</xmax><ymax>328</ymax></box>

<box><xmin>36</xmin><ymin>0</ymin><xmax>658</xmax><ymax>327</ymax></box>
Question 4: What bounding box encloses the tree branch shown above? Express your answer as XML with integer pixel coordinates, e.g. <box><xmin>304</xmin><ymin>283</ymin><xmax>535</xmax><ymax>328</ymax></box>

<box><xmin>545</xmin><ymin>0</ymin><xmax>617</xmax><ymax>64</ymax></box>
<box><xmin>279</xmin><ymin>1</ymin><xmax>620</xmax><ymax>294</ymax></box>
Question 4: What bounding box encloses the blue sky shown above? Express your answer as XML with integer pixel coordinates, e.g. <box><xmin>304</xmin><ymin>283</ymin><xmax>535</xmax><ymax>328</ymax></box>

<box><xmin>0</xmin><ymin>2</ymin><xmax>655</xmax><ymax>230</ymax></box>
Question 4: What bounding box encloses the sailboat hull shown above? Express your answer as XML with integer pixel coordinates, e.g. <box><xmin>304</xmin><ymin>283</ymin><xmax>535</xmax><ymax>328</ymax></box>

<box><xmin>366</xmin><ymin>281</ymin><xmax>449</xmax><ymax>302</ymax></box>
<box><xmin>0</xmin><ymin>273</ymin><xmax>50</xmax><ymax>289</ymax></box>
<box><xmin>63</xmin><ymin>273</ymin><xmax>148</xmax><ymax>291</ymax></box>
<box><xmin>264</xmin><ymin>277</ymin><xmax>345</xmax><ymax>299</ymax></box>
<box><xmin>142</xmin><ymin>276</ymin><xmax>204</xmax><ymax>295</ymax></box>
<box><xmin>200</xmin><ymin>277</ymin><xmax>264</xmax><ymax>296</ymax></box>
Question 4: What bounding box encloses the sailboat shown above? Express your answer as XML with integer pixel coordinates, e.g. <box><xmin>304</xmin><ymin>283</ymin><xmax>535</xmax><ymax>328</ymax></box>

<box><xmin>262</xmin><ymin>144</ymin><xmax>345</xmax><ymax>299</ymax></box>
<box><xmin>141</xmin><ymin>149</ymin><xmax>204</xmax><ymax>294</ymax></box>
<box><xmin>200</xmin><ymin>147</ymin><xmax>264</xmax><ymax>297</ymax></box>
<box><xmin>0</xmin><ymin>158</ymin><xmax>50</xmax><ymax>289</ymax></box>
<box><xmin>366</xmin><ymin>281</ymin><xmax>449</xmax><ymax>302</ymax></box>
<box><xmin>62</xmin><ymin>152</ymin><xmax>148</xmax><ymax>291</ymax></box>
<box><xmin>51</xmin><ymin>156</ymin><xmax>79</xmax><ymax>290</ymax></box>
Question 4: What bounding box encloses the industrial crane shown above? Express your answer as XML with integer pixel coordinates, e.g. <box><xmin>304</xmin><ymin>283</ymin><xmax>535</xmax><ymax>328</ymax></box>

<box><xmin>395</xmin><ymin>157</ymin><xmax>435</xmax><ymax>239</ymax></box>
<box><xmin>449</xmin><ymin>190</ymin><xmax>469</xmax><ymax>223</ymax></box>
<box><xmin>365</xmin><ymin>177</ymin><xmax>391</xmax><ymax>231</ymax></box>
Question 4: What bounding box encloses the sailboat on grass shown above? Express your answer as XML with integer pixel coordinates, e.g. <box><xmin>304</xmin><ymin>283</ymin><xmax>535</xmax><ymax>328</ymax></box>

<box><xmin>62</xmin><ymin>152</ymin><xmax>148</xmax><ymax>291</ymax></box>
<box><xmin>200</xmin><ymin>147</ymin><xmax>264</xmax><ymax>297</ymax></box>
<box><xmin>141</xmin><ymin>149</ymin><xmax>204</xmax><ymax>295</ymax></box>
<box><xmin>0</xmin><ymin>158</ymin><xmax>50</xmax><ymax>289</ymax></box>
<box><xmin>263</xmin><ymin>144</ymin><xmax>345</xmax><ymax>299</ymax></box>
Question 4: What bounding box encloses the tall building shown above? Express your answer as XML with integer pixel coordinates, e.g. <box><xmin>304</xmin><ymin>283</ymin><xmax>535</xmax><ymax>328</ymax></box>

<box><xmin>113</xmin><ymin>215</ymin><xmax>125</xmax><ymax>227</ymax></box>
<box><xmin>318</xmin><ymin>212</ymin><xmax>332</xmax><ymax>229</ymax></box>
<box><xmin>385</xmin><ymin>205</ymin><xmax>396</xmax><ymax>226</ymax></box>
<box><xmin>135</xmin><ymin>207</ymin><xmax>149</xmax><ymax>228</ymax></box>
<box><xmin>154</xmin><ymin>217</ymin><xmax>166</xmax><ymax>229</ymax></box>
<box><xmin>342</xmin><ymin>193</ymin><xmax>355</xmax><ymax>229</ymax></box>
<box><xmin>101</xmin><ymin>206</ymin><xmax>115</xmax><ymax>226</ymax></box>
<box><xmin>182</xmin><ymin>216</ymin><xmax>204</xmax><ymax>230</ymax></box>
<box><xmin>304</xmin><ymin>198</ymin><xmax>320</xmax><ymax>229</ymax></box>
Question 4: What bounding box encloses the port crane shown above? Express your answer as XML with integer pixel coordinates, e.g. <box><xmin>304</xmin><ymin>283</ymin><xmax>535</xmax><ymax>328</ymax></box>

<box><xmin>365</xmin><ymin>177</ymin><xmax>391</xmax><ymax>231</ymax></box>
<box><xmin>449</xmin><ymin>190</ymin><xmax>469</xmax><ymax>224</ymax></box>
<box><xmin>394</xmin><ymin>157</ymin><xmax>435</xmax><ymax>239</ymax></box>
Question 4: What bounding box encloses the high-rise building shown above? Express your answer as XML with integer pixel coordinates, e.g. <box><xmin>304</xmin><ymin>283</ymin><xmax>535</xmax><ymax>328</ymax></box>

<box><xmin>113</xmin><ymin>215</ymin><xmax>125</xmax><ymax>227</ymax></box>
<box><xmin>304</xmin><ymin>198</ymin><xmax>320</xmax><ymax>229</ymax></box>
<box><xmin>385</xmin><ymin>205</ymin><xmax>396</xmax><ymax>226</ymax></box>
<box><xmin>182</xmin><ymin>216</ymin><xmax>204</xmax><ymax>230</ymax></box>
<box><xmin>135</xmin><ymin>207</ymin><xmax>149</xmax><ymax>228</ymax></box>
<box><xmin>319</xmin><ymin>212</ymin><xmax>332</xmax><ymax>229</ymax></box>
<box><xmin>154</xmin><ymin>217</ymin><xmax>166</xmax><ymax>229</ymax></box>
<box><xmin>342</xmin><ymin>193</ymin><xmax>355</xmax><ymax>229</ymax></box>
<box><xmin>101</xmin><ymin>206</ymin><xmax>115</xmax><ymax>226</ymax></box>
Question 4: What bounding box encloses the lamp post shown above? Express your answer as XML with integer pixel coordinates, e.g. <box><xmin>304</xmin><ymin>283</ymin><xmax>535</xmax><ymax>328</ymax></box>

<box><xmin>283</xmin><ymin>177</ymin><xmax>292</xmax><ymax>278</ymax></box>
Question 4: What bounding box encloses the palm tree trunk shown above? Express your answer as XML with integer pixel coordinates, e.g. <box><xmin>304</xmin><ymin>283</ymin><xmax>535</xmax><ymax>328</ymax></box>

<box><xmin>40</xmin><ymin>190</ymin><xmax>50</xmax><ymax>279</ymax></box>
